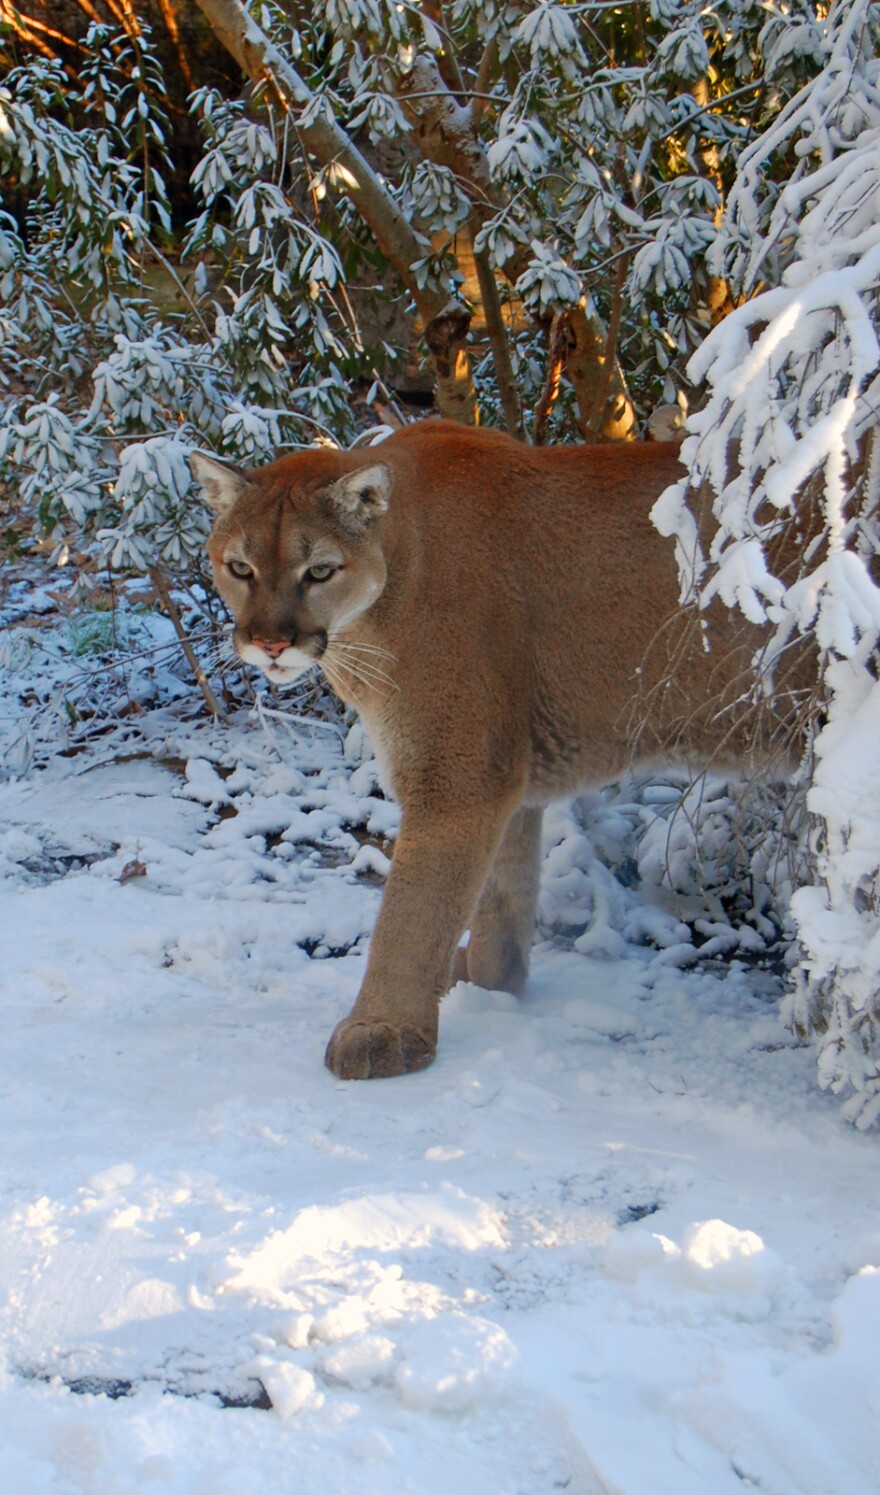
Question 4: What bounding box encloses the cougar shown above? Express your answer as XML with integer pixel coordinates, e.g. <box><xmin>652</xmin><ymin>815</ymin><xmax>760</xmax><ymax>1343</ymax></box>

<box><xmin>191</xmin><ymin>420</ymin><xmax>802</xmax><ymax>1079</ymax></box>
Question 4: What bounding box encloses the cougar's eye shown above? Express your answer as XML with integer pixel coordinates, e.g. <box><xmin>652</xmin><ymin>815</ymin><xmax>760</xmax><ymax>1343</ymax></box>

<box><xmin>227</xmin><ymin>559</ymin><xmax>253</xmax><ymax>580</ymax></box>
<box><xmin>306</xmin><ymin>563</ymin><xmax>336</xmax><ymax>583</ymax></box>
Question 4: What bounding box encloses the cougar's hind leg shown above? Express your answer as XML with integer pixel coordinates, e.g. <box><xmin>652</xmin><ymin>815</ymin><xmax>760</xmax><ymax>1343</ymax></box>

<box><xmin>463</xmin><ymin>806</ymin><xmax>543</xmax><ymax>996</ymax></box>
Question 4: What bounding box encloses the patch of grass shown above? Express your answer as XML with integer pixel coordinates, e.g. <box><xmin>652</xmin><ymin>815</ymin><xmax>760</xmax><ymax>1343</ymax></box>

<box><xmin>64</xmin><ymin>608</ymin><xmax>117</xmax><ymax>658</ymax></box>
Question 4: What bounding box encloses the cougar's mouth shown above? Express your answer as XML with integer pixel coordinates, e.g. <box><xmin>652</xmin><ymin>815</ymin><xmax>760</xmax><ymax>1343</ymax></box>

<box><xmin>238</xmin><ymin>629</ymin><xmax>328</xmax><ymax>685</ymax></box>
<box><xmin>263</xmin><ymin>659</ymin><xmax>310</xmax><ymax>684</ymax></box>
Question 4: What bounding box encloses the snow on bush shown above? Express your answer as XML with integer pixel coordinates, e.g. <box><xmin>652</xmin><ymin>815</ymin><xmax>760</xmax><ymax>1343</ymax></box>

<box><xmin>653</xmin><ymin>0</ymin><xmax>880</xmax><ymax>1125</ymax></box>
<box><xmin>0</xmin><ymin>35</ymin><xmax>364</xmax><ymax>582</ymax></box>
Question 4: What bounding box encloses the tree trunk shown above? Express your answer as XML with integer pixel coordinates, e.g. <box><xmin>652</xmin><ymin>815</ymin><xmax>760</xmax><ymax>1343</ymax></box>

<box><xmin>565</xmin><ymin>303</ymin><xmax>635</xmax><ymax>443</ymax></box>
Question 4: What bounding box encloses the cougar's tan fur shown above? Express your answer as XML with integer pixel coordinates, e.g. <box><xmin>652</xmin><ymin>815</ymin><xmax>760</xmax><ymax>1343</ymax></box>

<box><xmin>192</xmin><ymin>420</ymin><xmax>801</xmax><ymax>1080</ymax></box>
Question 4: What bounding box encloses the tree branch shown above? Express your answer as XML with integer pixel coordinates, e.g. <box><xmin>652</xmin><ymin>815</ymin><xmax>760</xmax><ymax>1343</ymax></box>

<box><xmin>473</xmin><ymin>246</ymin><xmax>523</xmax><ymax>440</ymax></box>
<box><xmin>533</xmin><ymin>312</ymin><xmax>568</xmax><ymax>446</ymax></box>
<box><xmin>396</xmin><ymin>54</ymin><xmax>634</xmax><ymax>441</ymax></box>
<box><xmin>422</xmin><ymin>1</ymin><xmax>467</xmax><ymax>98</ymax></box>
<box><xmin>582</xmin><ymin>256</ymin><xmax>628</xmax><ymax>442</ymax></box>
<box><xmin>472</xmin><ymin>37</ymin><xmax>498</xmax><ymax>125</ymax></box>
<box><xmin>193</xmin><ymin>0</ymin><xmax>477</xmax><ymax>423</ymax></box>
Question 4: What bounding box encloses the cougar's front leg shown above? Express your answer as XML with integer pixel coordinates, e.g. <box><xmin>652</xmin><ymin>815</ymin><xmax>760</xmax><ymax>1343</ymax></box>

<box><xmin>456</xmin><ymin>806</ymin><xmax>543</xmax><ymax>996</ymax></box>
<box><xmin>325</xmin><ymin>799</ymin><xmax>516</xmax><ymax>1080</ymax></box>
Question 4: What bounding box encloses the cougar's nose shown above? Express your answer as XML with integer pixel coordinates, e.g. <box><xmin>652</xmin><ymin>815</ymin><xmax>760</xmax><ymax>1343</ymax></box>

<box><xmin>251</xmin><ymin>637</ymin><xmax>290</xmax><ymax>659</ymax></box>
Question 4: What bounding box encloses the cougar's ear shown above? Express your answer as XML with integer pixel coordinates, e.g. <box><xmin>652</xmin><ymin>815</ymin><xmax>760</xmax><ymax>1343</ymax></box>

<box><xmin>189</xmin><ymin>452</ymin><xmax>251</xmax><ymax>514</ymax></box>
<box><xmin>327</xmin><ymin>462</ymin><xmax>392</xmax><ymax>528</ymax></box>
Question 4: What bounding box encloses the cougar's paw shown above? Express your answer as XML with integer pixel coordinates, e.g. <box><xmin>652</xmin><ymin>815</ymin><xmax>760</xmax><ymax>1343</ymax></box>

<box><xmin>324</xmin><ymin>1018</ymin><xmax>436</xmax><ymax>1080</ymax></box>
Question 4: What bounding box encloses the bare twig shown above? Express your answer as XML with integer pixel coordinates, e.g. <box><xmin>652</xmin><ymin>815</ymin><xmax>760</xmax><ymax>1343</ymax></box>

<box><xmin>148</xmin><ymin>564</ymin><xmax>226</xmax><ymax>720</ymax></box>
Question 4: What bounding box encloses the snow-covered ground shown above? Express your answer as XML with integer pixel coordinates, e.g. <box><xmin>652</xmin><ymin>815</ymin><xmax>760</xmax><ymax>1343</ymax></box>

<box><xmin>1</xmin><ymin>583</ymin><xmax>878</xmax><ymax>1495</ymax></box>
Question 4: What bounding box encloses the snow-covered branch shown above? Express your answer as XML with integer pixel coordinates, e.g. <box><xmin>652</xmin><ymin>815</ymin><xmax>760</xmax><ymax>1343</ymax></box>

<box><xmin>658</xmin><ymin>0</ymin><xmax>880</xmax><ymax>1125</ymax></box>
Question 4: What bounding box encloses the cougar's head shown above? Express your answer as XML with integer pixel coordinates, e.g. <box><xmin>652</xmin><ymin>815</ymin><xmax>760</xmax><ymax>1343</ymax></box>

<box><xmin>191</xmin><ymin>449</ymin><xmax>392</xmax><ymax>686</ymax></box>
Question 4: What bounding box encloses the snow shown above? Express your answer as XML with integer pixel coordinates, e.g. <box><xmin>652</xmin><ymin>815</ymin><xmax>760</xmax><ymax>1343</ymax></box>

<box><xmin>655</xmin><ymin>8</ymin><xmax>880</xmax><ymax>1124</ymax></box>
<box><xmin>2</xmin><ymin>662</ymin><xmax>879</xmax><ymax>1495</ymax></box>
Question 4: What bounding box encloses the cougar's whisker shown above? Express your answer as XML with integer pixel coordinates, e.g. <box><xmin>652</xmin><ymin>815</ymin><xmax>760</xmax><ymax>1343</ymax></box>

<box><xmin>322</xmin><ymin>656</ymin><xmax>368</xmax><ymax>701</ymax></box>
<box><xmin>324</xmin><ymin>646</ymin><xmax>397</xmax><ymax>690</ymax></box>
<box><xmin>327</xmin><ymin>635</ymin><xmax>396</xmax><ymax>663</ymax></box>
<box><xmin>323</xmin><ymin>650</ymin><xmax>397</xmax><ymax>695</ymax></box>
<box><xmin>327</xmin><ymin>662</ymin><xmax>396</xmax><ymax>691</ymax></box>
